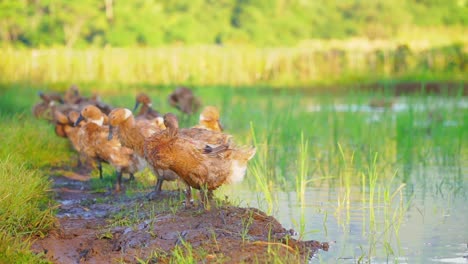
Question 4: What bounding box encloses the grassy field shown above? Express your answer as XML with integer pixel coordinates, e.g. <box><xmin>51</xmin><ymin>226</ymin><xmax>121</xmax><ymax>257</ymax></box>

<box><xmin>0</xmin><ymin>39</ymin><xmax>466</xmax><ymax>87</ymax></box>
<box><xmin>0</xmin><ymin>82</ymin><xmax>466</xmax><ymax>262</ymax></box>
<box><xmin>0</xmin><ymin>87</ymin><xmax>70</xmax><ymax>263</ymax></box>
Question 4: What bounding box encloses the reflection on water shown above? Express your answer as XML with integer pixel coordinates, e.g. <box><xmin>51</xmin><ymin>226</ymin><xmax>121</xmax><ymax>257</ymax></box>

<box><xmin>221</xmin><ymin>95</ymin><xmax>467</xmax><ymax>263</ymax></box>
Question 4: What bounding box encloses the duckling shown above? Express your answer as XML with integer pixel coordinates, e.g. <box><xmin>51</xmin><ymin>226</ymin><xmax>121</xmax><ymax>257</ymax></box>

<box><xmin>193</xmin><ymin>106</ymin><xmax>224</xmax><ymax>132</ymax></box>
<box><xmin>168</xmin><ymin>86</ymin><xmax>202</xmax><ymax>115</ymax></box>
<box><xmin>107</xmin><ymin>108</ymin><xmax>177</xmax><ymax>193</ymax></box>
<box><xmin>134</xmin><ymin>93</ymin><xmax>161</xmax><ymax>120</ymax></box>
<box><xmin>144</xmin><ymin>113</ymin><xmax>256</xmax><ymax>208</ymax></box>
<box><xmin>75</xmin><ymin>105</ymin><xmax>139</xmax><ymax>191</ymax></box>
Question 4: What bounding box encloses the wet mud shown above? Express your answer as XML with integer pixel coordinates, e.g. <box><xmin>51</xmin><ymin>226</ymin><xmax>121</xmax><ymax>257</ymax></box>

<box><xmin>31</xmin><ymin>167</ymin><xmax>328</xmax><ymax>263</ymax></box>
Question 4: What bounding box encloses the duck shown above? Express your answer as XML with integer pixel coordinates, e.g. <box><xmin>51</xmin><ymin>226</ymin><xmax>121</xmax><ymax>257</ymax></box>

<box><xmin>52</xmin><ymin>107</ymin><xmax>70</xmax><ymax>138</ymax></box>
<box><xmin>168</xmin><ymin>86</ymin><xmax>202</xmax><ymax>115</ymax></box>
<box><xmin>65</xmin><ymin>110</ymin><xmax>91</xmax><ymax>167</ymax></box>
<box><xmin>63</xmin><ymin>85</ymin><xmax>82</xmax><ymax>105</ymax></box>
<box><xmin>133</xmin><ymin>93</ymin><xmax>161</xmax><ymax>120</ymax></box>
<box><xmin>144</xmin><ymin>113</ymin><xmax>256</xmax><ymax>208</ymax></box>
<box><xmin>107</xmin><ymin>108</ymin><xmax>178</xmax><ymax>193</ymax></box>
<box><xmin>38</xmin><ymin>91</ymin><xmax>64</xmax><ymax>104</ymax></box>
<box><xmin>193</xmin><ymin>106</ymin><xmax>224</xmax><ymax>132</ymax></box>
<box><xmin>87</xmin><ymin>92</ymin><xmax>114</xmax><ymax>115</ymax></box>
<box><xmin>32</xmin><ymin>91</ymin><xmax>63</xmax><ymax>121</ymax></box>
<box><xmin>53</xmin><ymin>109</ymin><xmax>92</xmax><ymax>168</ymax></box>
<box><xmin>75</xmin><ymin>105</ymin><xmax>139</xmax><ymax>191</ymax></box>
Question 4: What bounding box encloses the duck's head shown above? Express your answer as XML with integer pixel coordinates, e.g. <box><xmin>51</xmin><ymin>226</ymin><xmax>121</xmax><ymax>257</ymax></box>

<box><xmin>108</xmin><ymin>108</ymin><xmax>133</xmax><ymax>127</ymax></box>
<box><xmin>200</xmin><ymin>106</ymin><xmax>223</xmax><ymax>131</ymax></box>
<box><xmin>107</xmin><ymin>108</ymin><xmax>133</xmax><ymax>140</ymax></box>
<box><xmin>134</xmin><ymin>93</ymin><xmax>152</xmax><ymax>111</ymax></box>
<box><xmin>75</xmin><ymin>105</ymin><xmax>104</xmax><ymax>126</ymax></box>
<box><xmin>200</xmin><ymin>106</ymin><xmax>220</xmax><ymax>122</ymax></box>
<box><xmin>163</xmin><ymin>113</ymin><xmax>179</xmax><ymax>130</ymax></box>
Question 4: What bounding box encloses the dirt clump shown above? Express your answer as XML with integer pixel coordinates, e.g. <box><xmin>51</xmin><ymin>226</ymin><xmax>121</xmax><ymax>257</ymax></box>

<box><xmin>31</xmin><ymin>168</ymin><xmax>328</xmax><ymax>263</ymax></box>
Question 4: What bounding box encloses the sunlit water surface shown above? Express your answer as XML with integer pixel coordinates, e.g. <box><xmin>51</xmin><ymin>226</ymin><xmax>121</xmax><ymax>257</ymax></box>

<box><xmin>221</xmin><ymin>97</ymin><xmax>467</xmax><ymax>263</ymax></box>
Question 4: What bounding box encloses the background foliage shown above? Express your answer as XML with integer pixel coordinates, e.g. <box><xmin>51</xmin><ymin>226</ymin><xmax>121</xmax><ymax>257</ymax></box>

<box><xmin>1</xmin><ymin>0</ymin><xmax>467</xmax><ymax>48</ymax></box>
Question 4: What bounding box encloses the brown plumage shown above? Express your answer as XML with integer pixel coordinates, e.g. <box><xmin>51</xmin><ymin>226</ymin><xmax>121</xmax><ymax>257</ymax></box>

<box><xmin>134</xmin><ymin>93</ymin><xmax>160</xmax><ymax>120</ymax></box>
<box><xmin>108</xmin><ymin>108</ymin><xmax>178</xmax><ymax>193</ymax></box>
<box><xmin>65</xmin><ymin>111</ymin><xmax>85</xmax><ymax>153</ymax></box>
<box><xmin>144</xmin><ymin>113</ymin><xmax>256</xmax><ymax>208</ymax></box>
<box><xmin>33</xmin><ymin>85</ymin><xmax>113</xmax><ymax>124</ymax></box>
<box><xmin>32</xmin><ymin>91</ymin><xmax>64</xmax><ymax>121</ymax></box>
<box><xmin>76</xmin><ymin>105</ymin><xmax>139</xmax><ymax>191</ymax></box>
<box><xmin>60</xmin><ymin>110</ymin><xmax>92</xmax><ymax>168</ymax></box>
<box><xmin>168</xmin><ymin>86</ymin><xmax>202</xmax><ymax>115</ymax></box>
<box><xmin>193</xmin><ymin>106</ymin><xmax>224</xmax><ymax>132</ymax></box>
<box><xmin>39</xmin><ymin>91</ymin><xmax>64</xmax><ymax>104</ymax></box>
<box><xmin>32</xmin><ymin>101</ymin><xmax>53</xmax><ymax>120</ymax></box>
<box><xmin>52</xmin><ymin>108</ymin><xmax>69</xmax><ymax>138</ymax></box>
<box><xmin>88</xmin><ymin>93</ymin><xmax>114</xmax><ymax>115</ymax></box>
<box><xmin>63</xmin><ymin>85</ymin><xmax>82</xmax><ymax>105</ymax></box>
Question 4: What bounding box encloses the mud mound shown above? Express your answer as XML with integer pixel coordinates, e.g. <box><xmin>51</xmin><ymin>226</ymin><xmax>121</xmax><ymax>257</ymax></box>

<box><xmin>31</xmin><ymin>168</ymin><xmax>328</xmax><ymax>263</ymax></box>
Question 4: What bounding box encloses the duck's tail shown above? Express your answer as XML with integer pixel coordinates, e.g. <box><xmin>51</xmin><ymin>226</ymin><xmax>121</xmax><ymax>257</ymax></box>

<box><xmin>226</xmin><ymin>146</ymin><xmax>256</xmax><ymax>184</ymax></box>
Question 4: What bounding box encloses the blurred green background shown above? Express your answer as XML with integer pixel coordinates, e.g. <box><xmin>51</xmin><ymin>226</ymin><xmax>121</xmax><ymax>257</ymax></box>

<box><xmin>1</xmin><ymin>0</ymin><xmax>467</xmax><ymax>87</ymax></box>
<box><xmin>1</xmin><ymin>0</ymin><xmax>467</xmax><ymax>47</ymax></box>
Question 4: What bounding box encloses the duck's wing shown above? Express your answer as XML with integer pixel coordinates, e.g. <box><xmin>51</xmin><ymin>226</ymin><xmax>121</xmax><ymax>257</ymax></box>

<box><xmin>179</xmin><ymin>128</ymin><xmax>232</xmax><ymax>145</ymax></box>
<box><xmin>136</xmin><ymin>119</ymin><xmax>161</xmax><ymax>137</ymax></box>
<box><xmin>203</xmin><ymin>144</ymin><xmax>231</xmax><ymax>158</ymax></box>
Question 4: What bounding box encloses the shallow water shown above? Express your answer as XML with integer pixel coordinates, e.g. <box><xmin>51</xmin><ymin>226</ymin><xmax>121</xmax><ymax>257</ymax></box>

<box><xmin>223</xmin><ymin>178</ymin><xmax>467</xmax><ymax>263</ymax></box>
<box><xmin>221</xmin><ymin>95</ymin><xmax>467</xmax><ymax>263</ymax></box>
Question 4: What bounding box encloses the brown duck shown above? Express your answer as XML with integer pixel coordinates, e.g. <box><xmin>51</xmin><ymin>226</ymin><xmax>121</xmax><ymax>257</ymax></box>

<box><xmin>32</xmin><ymin>91</ymin><xmax>63</xmax><ymax>121</ymax></box>
<box><xmin>108</xmin><ymin>108</ymin><xmax>178</xmax><ymax>193</ymax></box>
<box><xmin>133</xmin><ymin>93</ymin><xmax>161</xmax><ymax>120</ymax></box>
<box><xmin>75</xmin><ymin>105</ymin><xmax>139</xmax><ymax>191</ymax></box>
<box><xmin>144</xmin><ymin>113</ymin><xmax>256</xmax><ymax>207</ymax></box>
<box><xmin>168</xmin><ymin>86</ymin><xmax>202</xmax><ymax>115</ymax></box>
<box><xmin>193</xmin><ymin>106</ymin><xmax>224</xmax><ymax>132</ymax></box>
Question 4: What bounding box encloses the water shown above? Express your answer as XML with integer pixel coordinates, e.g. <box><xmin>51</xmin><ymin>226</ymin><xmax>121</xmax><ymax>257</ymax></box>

<box><xmin>220</xmin><ymin>95</ymin><xmax>467</xmax><ymax>263</ymax></box>
<box><xmin>222</xmin><ymin>173</ymin><xmax>467</xmax><ymax>263</ymax></box>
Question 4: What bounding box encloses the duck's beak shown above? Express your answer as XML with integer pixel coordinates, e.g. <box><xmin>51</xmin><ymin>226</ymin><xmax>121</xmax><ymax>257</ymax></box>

<box><xmin>108</xmin><ymin>125</ymin><xmax>114</xmax><ymax>140</ymax></box>
<box><xmin>133</xmin><ymin>101</ymin><xmax>140</xmax><ymax>112</ymax></box>
<box><xmin>74</xmin><ymin>114</ymin><xmax>84</xmax><ymax>127</ymax></box>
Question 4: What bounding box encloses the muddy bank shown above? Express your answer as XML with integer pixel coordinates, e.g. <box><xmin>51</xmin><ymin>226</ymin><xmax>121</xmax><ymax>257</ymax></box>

<box><xmin>31</xmin><ymin>168</ymin><xmax>328</xmax><ymax>263</ymax></box>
